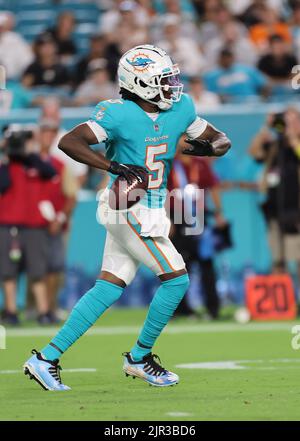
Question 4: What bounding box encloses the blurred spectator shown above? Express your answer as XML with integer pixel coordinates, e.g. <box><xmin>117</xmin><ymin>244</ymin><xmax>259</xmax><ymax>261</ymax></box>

<box><xmin>114</xmin><ymin>1</ymin><xmax>149</xmax><ymax>53</ymax></box>
<box><xmin>74</xmin><ymin>34</ymin><xmax>117</xmax><ymax>85</ymax></box>
<box><xmin>257</xmin><ymin>34</ymin><xmax>298</xmax><ymax>86</ymax></box>
<box><xmin>200</xmin><ymin>4</ymin><xmax>247</xmax><ymax>42</ymax></box>
<box><xmin>152</xmin><ymin>0</ymin><xmax>198</xmax><ymax>41</ymax></box>
<box><xmin>73</xmin><ymin>58</ymin><xmax>118</xmax><ymax>106</ymax></box>
<box><xmin>47</xmin><ymin>11</ymin><xmax>77</xmax><ymax>64</ymax></box>
<box><xmin>136</xmin><ymin>0</ymin><xmax>156</xmax><ymax>17</ymax></box>
<box><xmin>168</xmin><ymin>151</ymin><xmax>227</xmax><ymax>319</ymax></box>
<box><xmin>0</xmin><ymin>125</ymin><xmax>57</xmax><ymax>325</ymax></box>
<box><xmin>99</xmin><ymin>0</ymin><xmax>154</xmax><ymax>35</ymax></box>
<box><xmin>238</xmin><ymin>0</ymin><xmax>265</xmax><ymax>26</ymax></box>
<box><xmin>99</xmin><ymin>0</ymin><xmax>149</xmax><ymax>53</ymax></box>
<box><xmin>38</xmin><ymin>119</ymin><xmax>78</xmax><ymax>321</ymax></box>
<box><xmin>99</xmin><ymin>0</ymin><xmax>129</xmax><ymax>34</ymax></box>
<box><xmin>204</xmin><ymin>20</ymin><xmax>258</xmax><ymax>69</ymax></box>
<box><xmin>188</xmin><ymin>77</ymin><xmax>221</xmax><ymax>112</ymax></box>
<box><xmin>225</xmin><ymin>0</ymin><xmax>254</xmax><ymax>16</ymax></box>
<box><xmin>249</xmin><ymin>108</ymin><xmax>300</xmax><ymax>274</ymax></box>
<box><xmin>249</xmin><ymin>5</ymin><xmax>292</xmax><ymax>52</ymax></box>
<box><xmin>204</xmin><ymin>48</ymin><xmax>268</xmax><ymax>102</ymax></box>
<box><xmin>0</xmin><ymin>12</ymin><xmax>33</xmax><ymax>80</ymax></box>
<box><xmin>158</xmin><ymin>14</ymin><xmax>204</xmax><ymax>77</ymax></box>
<box><xmin>0</xmin><ymin>10</ymin><xmax>14</xmax><ymax>31</ymax></box>
<box><xmin>41</xmin><ymin>98</ymin><xmax>88</xmax><ymax>187</ymax></box>
<box><xmin>160</xmin><ymin>0</ymin><xmax>196</xmax><ymax>15</ymax></box>
<box><xmin>239</xmin><ymin>0</ymin><xmax>287</xmax><ymax>27</ymax></box>
<box><xmin>190</xmin><ymin>0</ymin><xmax>206</xmax><ymax>18</ymax></box>
<box><xmin>22</xmin><ymin>34</ymin><xmax>70</xmax><ymax>88</ymax></box>
<box><xmin>290</xmin><ymin>2</ymin><xmax>300</xmax><ymax>61</ymax></box>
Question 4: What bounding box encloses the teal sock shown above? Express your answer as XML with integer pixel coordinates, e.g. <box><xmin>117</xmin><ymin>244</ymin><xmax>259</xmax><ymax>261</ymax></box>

<box><xmin>41</xmin><ymin>279</ymin><xmax>123</xmax><ymax>361</ymax></box>
<box><xmin>130</xmin><ymin>273</ymin><xmax>189</xmax><ymax>361</ymax></box>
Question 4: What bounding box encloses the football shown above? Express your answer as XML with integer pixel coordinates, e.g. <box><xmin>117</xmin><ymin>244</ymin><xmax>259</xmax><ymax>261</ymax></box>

<box><xmin>108</xmin><ymin>169</ymin><xmax>149</xmax><ymax>210</ymax></box>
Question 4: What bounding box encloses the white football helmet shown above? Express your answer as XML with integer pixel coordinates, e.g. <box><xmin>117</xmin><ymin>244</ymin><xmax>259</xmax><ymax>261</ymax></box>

<box><xmin>118</xmin><ymin>45</ymin><xmax>183</xmax><ymax>110</ymax></box>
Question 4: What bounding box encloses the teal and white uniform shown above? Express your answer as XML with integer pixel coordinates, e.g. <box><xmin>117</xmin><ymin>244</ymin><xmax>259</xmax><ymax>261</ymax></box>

<box><xmin>86</xmin><ymin>94</ymin><xmax>208</xmax><ymax>284</ymax></box>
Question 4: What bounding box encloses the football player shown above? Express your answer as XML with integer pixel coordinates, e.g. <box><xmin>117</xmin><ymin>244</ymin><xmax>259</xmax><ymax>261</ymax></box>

<box><xmin>24</xmin><ymin>45</ymin><xmax>231</xmax><ymax>390</ymax></box>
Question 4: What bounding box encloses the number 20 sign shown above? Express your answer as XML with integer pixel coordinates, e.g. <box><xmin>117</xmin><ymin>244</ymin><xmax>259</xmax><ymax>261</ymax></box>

<box><xmin>246</xmin><ymin>274</ymin><xmax>297</xmax><ymax>321</ymax></box>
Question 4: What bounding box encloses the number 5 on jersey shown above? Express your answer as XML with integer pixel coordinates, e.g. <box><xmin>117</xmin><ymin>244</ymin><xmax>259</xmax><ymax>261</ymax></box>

<box><xmin>145</xmin><ymin>144</ymin><xmax>168</xmax><ymax>189</ymax></box>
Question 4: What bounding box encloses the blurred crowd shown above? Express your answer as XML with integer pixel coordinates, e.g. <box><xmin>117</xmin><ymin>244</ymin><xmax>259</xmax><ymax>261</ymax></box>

<box><xmin>0</xmin><ymin>0</ymin><xmax>300</xmax><ymax>111</ymax></box>
<box><xmin>0</xmin><ymin>100</ymin><xmax>89</xmax><ymax>325</ymax></box>
<box><xmin>249</xmin><ymin>107</ymin><xmax>300</xmax><ymax>277</ymax></box>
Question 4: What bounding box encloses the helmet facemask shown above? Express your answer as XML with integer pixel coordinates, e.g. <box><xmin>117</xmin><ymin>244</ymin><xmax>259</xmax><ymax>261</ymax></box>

<box><xmin>138</xmin><ymin>65</ymin><xmax>183</xmax><ymax>110</ymax></box>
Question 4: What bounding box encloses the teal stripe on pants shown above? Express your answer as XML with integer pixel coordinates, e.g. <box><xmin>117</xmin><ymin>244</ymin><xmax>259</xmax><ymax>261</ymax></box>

<box><xmin>126</xmin><ymin>212</ymin><xmax>173</xmax><ymax>273</ymax></box>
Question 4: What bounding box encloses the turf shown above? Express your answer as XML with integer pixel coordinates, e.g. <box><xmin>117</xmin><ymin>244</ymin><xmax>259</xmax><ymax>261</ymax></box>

<box><xmin>0</xmin><ymin>308</ymin><xmax>299</xmax><ymax>421</ymax></box>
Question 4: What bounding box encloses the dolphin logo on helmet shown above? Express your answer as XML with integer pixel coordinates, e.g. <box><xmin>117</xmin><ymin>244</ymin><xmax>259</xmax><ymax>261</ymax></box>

<box><xmin>126</xmin><ymin>56</ymin><xmax>155</xmax><ymax>69</ymax></box>
<box><xmin>118</xmin><ymin>44</ymin><xmax>183</xmax><ymax>110</ymax></box>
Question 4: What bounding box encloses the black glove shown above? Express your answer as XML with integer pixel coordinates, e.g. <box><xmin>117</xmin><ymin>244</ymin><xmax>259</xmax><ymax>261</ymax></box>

<box><xmin>182</xmin><ymin>139</ymin><xmax>215</xmax><ymax>157</ymax></box>
<box><xmin>108</xmin><ymin>161</ymin><xmax>148</xmax><ymax>184</ymax></box>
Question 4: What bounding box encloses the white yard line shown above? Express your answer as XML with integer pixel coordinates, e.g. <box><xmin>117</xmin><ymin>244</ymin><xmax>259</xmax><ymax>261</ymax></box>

<box><xmin>167</xmin><ymin>412</ymin><xmax>193</xmax><ymax>417</ymax></box>
<box><xmin>4</xmin><ymin>321</ymin><xmax>298</xmax><ymax>338</ymax></box>
<box><xmin>176</xmin><ymin>358</ymin><xmax>300</xmax><ymax>370</ymax></box>
<box><xmin>0</xmin><ymin>368</ymin><xmax>97</xmax><ymax>375</ymax></box>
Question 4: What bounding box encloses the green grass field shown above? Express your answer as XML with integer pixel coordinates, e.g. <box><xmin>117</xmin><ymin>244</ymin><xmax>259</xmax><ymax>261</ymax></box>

<box><xmin>0</xmin><ymin>309</ymin><xmax>299</xmax><ymax>421</ymax></box>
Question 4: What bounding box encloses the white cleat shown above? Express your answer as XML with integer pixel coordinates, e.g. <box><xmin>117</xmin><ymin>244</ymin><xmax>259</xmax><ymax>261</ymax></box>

<box><xmin>123</xmin><ymin>352</ymin><xmax>179</xmax><ymax>387</ymax></box>
<box><xmin>23</xmin><ymin>349</ymin><xmax>71</xmax><ymax>391</ymax></box>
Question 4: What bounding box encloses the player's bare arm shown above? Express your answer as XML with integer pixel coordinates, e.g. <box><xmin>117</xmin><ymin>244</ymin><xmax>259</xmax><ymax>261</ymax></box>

<box><xmin>59</xmin><ymin>123</ymin><xmax>147</xmax><ymax>183</ymax></box>
<box><xmin>182</xmin><ymin>123</ymin><xmax>231</xmax><ymax>158</ymax></box>
<box><xmin>59</xmin><ymin>123</ymin><xmax>110</xmax><ymax>170</ymax></box>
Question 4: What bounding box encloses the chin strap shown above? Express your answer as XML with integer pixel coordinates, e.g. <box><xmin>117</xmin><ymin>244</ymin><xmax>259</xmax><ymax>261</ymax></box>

<box><xmin>157</xmin><ymin>100</ymin><xmax>172</xmax><ymax>110</ymax></box>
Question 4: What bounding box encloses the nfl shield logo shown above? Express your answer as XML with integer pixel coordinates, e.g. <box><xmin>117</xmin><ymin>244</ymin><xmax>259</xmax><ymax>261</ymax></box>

<box><xmin>154</xmin><ymin>124</ymin><xmax>159</xmax><ymax>131</ymax></box>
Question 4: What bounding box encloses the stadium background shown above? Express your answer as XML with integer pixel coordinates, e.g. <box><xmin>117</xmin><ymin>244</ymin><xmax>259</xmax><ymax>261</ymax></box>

<box><xmin>2</xmin><ymin>0</ymin><xmax>300</xmax><ymax>423</ymax></box>
<box><xmin>0</xmin><ymin>0</ymin><xmax>299</xmax><ymax>312</ymax></box>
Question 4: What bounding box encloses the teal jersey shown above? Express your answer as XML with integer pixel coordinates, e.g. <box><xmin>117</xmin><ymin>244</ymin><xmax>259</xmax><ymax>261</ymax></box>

<box><xmin>90</xmin><ymin>94</ymin><xmax>198</xmax><ymax>208</ymax></box>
